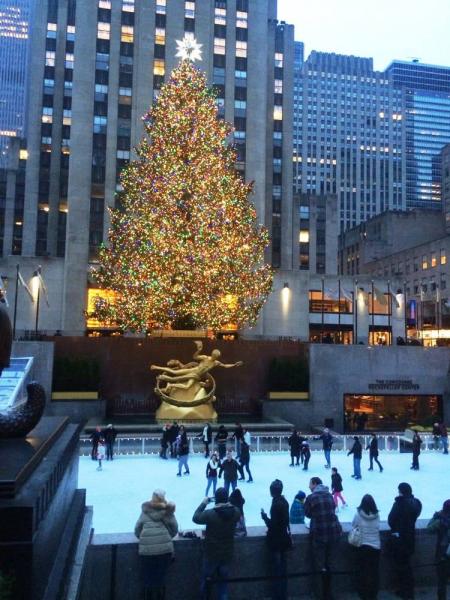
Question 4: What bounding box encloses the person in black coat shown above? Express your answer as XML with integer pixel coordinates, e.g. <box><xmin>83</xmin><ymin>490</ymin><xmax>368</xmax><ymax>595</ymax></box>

<box><xmin>215</xmin><ymin>424</ymin><xmax>228</xmax><ymax>460</ymax></box>
<box><xmin>288</xmin><ymin>429</ymin><xmax>301</xmax><ymax>466</ymax></box>
<box><xmin>411</xmin><ymin>431</ymin><xmax>422</xmax><ymax>470</ymax></box>
<box><xmin>239</xmin><ymin>440</ymin><xmax>253</xmax><ymax>482</ymax></box>
<box><xmin>219</xmin><ymin>449</ymin><xmax>240</xmax><ymax>494</ymax></box>
<box><xmin>347</xmin><ymin>436</ymin><xmax>363</xmax><ymax>479</ymax></box>
<box><xmin>232</xmin><ymin>423</ymin><xmax>244</xmax><ymax>458</ymax></box>
<box><xmin>176</xmin><ymin>426</ymin><xmax>190</xmax><ymax>476</ymax></box>
<box><xmin>103</xmin><ymin>424</ymin><xmax>118</xmax><ymax>461</ymax></box>
<box><xmin>160</xmin><ymin>423</ymin><xmax>170</xmax><ymax>459</ymax></box>
<box><xmin>314</xmin><ymin>428</ymin><xmax>334</xmax><ymax>468</ymax></box>
<box><xmin>301</xmin><ymin>441</ymin><xmax>311</xmax><ymax>471</ymax></box>
<box><xmin>169</xmin><ymin>422</ymin><xmax>179</xmax><ymax>458</ymax></box>
<box><xmin>388</xmin><ymin>482</ymin><xmax>422</xmax><ymax>600</ymax></box>
<box><xmin>427</xmin><ymin>499</ymin><xmax>450</xmax><ymax>600</ymax></box>
<box><xmin>261</xmin><ymin>479</ymin><xmax>291</xmax><ymax>600</ymax></box>
<box><xmin>367</xmin><ymin>433</ymin><xmax>383</xmax><ymax>472</ymax></box>
<box><xmin>90</xmin><ymin>426</ymin><xmax>103</xmax><ymax>461</ymax></box>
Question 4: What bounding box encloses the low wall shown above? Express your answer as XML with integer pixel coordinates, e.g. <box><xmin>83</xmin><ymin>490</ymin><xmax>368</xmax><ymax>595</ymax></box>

<box><xmin>78</xmin><ymin>521</ymin><xmax>437</xmax><ymax>600</ymax></box>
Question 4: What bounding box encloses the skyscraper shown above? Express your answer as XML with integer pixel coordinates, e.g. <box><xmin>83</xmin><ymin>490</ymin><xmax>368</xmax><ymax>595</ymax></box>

<box><xmin>0</xmin><ymin>0</ymin><xmax>33</xmax><ymax>165</ymax></box>
<box><xmin>0</xmin><ymin>0</ymin><xmax>295</xmax><ymax>334</ymax></box>
<box><xmin>385</xmin><ymin>60</ymin><xmax>450</xmax><ymax>211</ymax></box>
<box><xmin>294</xmin><ymin>48</ymin><xmax>405</xmax><ymax>232</ymax></box>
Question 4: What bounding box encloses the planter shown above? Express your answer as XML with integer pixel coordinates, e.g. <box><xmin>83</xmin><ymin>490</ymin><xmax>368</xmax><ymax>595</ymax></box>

<box><xmin>51</xmin><ymin>391</ymin><xmax>99</xmax><ymax>401</ymax></box>
<box><xmin>268</xmin><ymin>391</ymin><xmax>309</xmax><ymax>400</ymax></box>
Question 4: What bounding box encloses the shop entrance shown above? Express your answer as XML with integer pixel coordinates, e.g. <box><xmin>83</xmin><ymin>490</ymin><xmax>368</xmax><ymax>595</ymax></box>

<box><xmin>344</xmin><ymin>394</ymin><xmax>442</xmax><ymax>432</ymax></box>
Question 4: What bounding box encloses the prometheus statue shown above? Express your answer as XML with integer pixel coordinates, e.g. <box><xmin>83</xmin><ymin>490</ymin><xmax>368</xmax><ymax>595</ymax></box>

<box><xmin>151</xmin><ymin>341</ymin><xmax>243</xmax><ymax>421</ymax></box>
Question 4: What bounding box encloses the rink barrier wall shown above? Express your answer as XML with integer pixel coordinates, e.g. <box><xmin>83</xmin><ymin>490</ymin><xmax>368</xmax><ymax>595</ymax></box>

<box><xmin>78</xmin><ymin>520</ymin><xmax>438</xmax><ymax>599</ymax></box>
<box><xmin>79</xmin><ymin>433</ymin><xmax>443</xmax><ymax>456</ymax></box>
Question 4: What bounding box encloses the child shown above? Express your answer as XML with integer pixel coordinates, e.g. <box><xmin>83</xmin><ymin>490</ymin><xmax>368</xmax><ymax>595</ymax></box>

<box><xmin>96</xmin><ymin>438</ymin><xmax>106</xmax><ymax>471</ymax></box>
<box><xmin>301</xmin><ymin>441</ymin><xmax>311</xmax><ymax>471</ymax></box>
<box><xmin>289</xmin><ymin>490</ymin><xmax>306</xmax><ymax>524</ymax></box>
<box><xmin>331</xmin><ymin>467</ymin><xmax>347</xmax><ymax>509</ymax></box>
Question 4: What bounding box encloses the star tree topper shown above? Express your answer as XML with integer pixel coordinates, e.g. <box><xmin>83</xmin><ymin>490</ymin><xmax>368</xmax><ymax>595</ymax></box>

<box><xmin>175</xmin><ymin>35</ymin><xmax>203</xmax><ymax>62</ymax></box>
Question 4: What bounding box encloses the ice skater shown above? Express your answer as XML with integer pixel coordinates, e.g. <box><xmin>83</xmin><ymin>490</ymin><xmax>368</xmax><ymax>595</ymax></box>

<box><xmin>103</xmin><ymin>424</ymin><xmax>117</xmax><ymax>461</ymax></box>
<box><xmin>218</xmin><ymin>449</ymin><xmax>240</xmax><ymax>494</ymax></box>
<box><xmin>215</xmin><ymin>424</ymin><xmax>228</xmax><ymax>460</ymax></box>
<box><xmin>288</xmin><ymin>428</ymin><xmax>302</xmax><ymax>466</ymax></box>
<box><xmin>367</xmin><ymin>433</ymin><xmax>383</xmax><ymax>472</ymax></box>
<box><xmin>239</xmin><ymin>437</ymin><xmax>253</xmax><ymax>482</ymax></box>
<box><xmin>348</xmin><ymin>435</ymin><xmax>363</xmax><ymax>479</ymax></box>
<box><xmin>331</xmin><ymin>467</ymin><xmax>347</xmax><ymax>510</ymax></box>
<box><xmin>90</xmin><ymin>426</ymin><xmax>103</xmax><ymax>461</ymax></box>
<box><xmin>160</xmin><ymin>423</ymin><xmax>170</xmax><ymax>459</ymax></box>
<box><xmin>301</xmin><ymin>440</ymin><xmax>311</xmax><ymax>470</ymax></box>
<box><xmin>411</xmin><ymin>430</ymin><xmax>422</xmax><ymax>470</ymax></box>
<box><xmin>176</xmin><ymin>425</ymin><xmax>190</xmax><ymax>476</ymax></box>
<box><xmin>96</xmin><ymin>438</ymin><xmax>105</xmax><ymax>471</ymax></box>
<box><xmin>314</xmin><ymin>427</ymin><xmax>334</xmax><ymax>468</ymax></box>
<box><xmin>205</xmin><ymin>451</ymin><xmax>219</xmax><ymax>496</ymax></box>
<box><xmin>198</xmin><ymin>422</ymin><xmax>212</xmax><ymax>458</ymax></box>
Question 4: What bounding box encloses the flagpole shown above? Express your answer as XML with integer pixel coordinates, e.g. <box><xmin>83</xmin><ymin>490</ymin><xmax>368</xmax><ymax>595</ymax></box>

<box><xmin>34</xmin><ymin>271</ymin><xmax>40</xmax><ymax>337</ymax></box>
<box><xmin>387</xmin><ymin>280</ymin><xmax>391</xmax><ymax>345</ymax></box>
<box><xmin>371</xmin><ymin>280</ymin><xmax>375</xmax><ymax>342</ymax></box>
<box><xmin>436</xmin><ymin>286</ymin><xmax>440</xmax><ymax>342</ymax></box>
<box><xmin>321</xmin><ymin>277</ymin><xmax>325</xmax><ymax>342</ymax></box>
<box><xmin>13</xmin><ymin>264</ymin><xmax>19</xmax><ymax>340</ymax></box>
<box><xmin>403</xmin><ymin>281</ymin><xmax>407</xmax><ymax>342</ymax></box>
<box><xmin>354</xmin><ymin>279</ymin><xmax>358</xmax><ymax>344</ymax></box>
<box><xmin>338</xmin><ymin>279</ymin><xmax>341</xmax><ymax>343</ymax></box>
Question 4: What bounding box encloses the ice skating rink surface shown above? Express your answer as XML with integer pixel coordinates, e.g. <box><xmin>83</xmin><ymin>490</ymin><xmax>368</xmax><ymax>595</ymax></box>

<box><xmin>79</xmin><ymin>450</ymin><xmax>450</xmax><ymax>534</ymax></box>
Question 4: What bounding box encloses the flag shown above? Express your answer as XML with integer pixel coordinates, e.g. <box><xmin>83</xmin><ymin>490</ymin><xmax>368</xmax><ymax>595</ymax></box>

<box><xmin>373</xmin><ymin>286</ymin><xmax>388</xmax><ymax>306</ymax></box>
<box><xmin>358</xmin><ymin>288</ymin><xmax>369</xmax><ymax>306</ymax></box>
<box><xmin>0</xmin><ymin>276</ymin><xmax>8</xmax><ymax>307</ymax></box>
<box><xmin>18</xmin><ymin>270</ymin><xmax>34</xmax><ymax>302</ymax></box>
<box><xmin>324</xmin><ymin>287</ymin><xmax>339</xmax><ymax>300</ymax></box>
<box><xmin>37</xmin><ymin>267</ymin><xmax>50</xmax><ymax>307</ymax></box>
<box><xmin>390</xmin><ymin>292</ymin><xmax>400</xmax><ymax>309</ymax></box>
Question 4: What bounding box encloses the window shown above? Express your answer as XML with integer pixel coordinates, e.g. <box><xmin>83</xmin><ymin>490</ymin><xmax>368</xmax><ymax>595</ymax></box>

<box><xmin>274</xmin><ymin>79</ymin><xmax>283</xmax><ymax>94</ymax></box>
<box><xmin>299</xmin><ymin>230</ymin><xmax>309</xmax><ymax>243</ymax></box>
<box><xmin>153</xmin><ymin>59</ymin><xmax>165</xmax><ymax>76</ymax></box>
<box><xmin>236</xmin><ymin>10</ymin><xmax>247</xmax><ymax>28</ymax></box>
<box><xmin>235</xmin><ymin>41</ymin><xmax>247</xmax><ymax>58</ymax></box>
<box><xmin>441</xmin><ymin>249</ymin><xmax>447</xmax><ymax>265</ymax></box>
<box><xmin>155</xmin><ymin>27</ymin><xmax>165</xmax><ymax>44</ymax></box>
<box><xmin>214</xmin><ymin>38</ymin><xmax>226</xmax><ymax>55</ymax></box>
<box><xmin>422</xmin><ymin>255</ymin><xmax>428</xmax><ymax>270</ymax></box>
<box><xmin>121</xmin><ymin>25</ymin><xmax>133</xmax><ymax>42</ymax></box>
<box><xmin>45</xmin><ymin>51</ymin><xmax>56</xmax><ymax>66</ymax></box>
<box><xmin>274</xmin><ymin>53</ymin><xmax>283</xmax><ymax>68</ymax></box>
<box><xmin>431</xmin><ymin>252</ymin><xmax>437</xmax><ymax>268</ymax></box>
<box><xmin>273</xmin><ymin>106</ymin><xmax>283</xmax><ymax>121</ymax></box>
<box><xmin>215</xmin><ymin>8</ymin><xmax>226</xmax><ymax>25</ymax></box>
<box><xmin>97</xmin><ymin>22</ymin><xmax>110</xmax><ymax>39</ymax></box>
<box><xmin>156</xmin><ymin>0</ymin><xmax>166</xmax><ymax>14</ymax></box>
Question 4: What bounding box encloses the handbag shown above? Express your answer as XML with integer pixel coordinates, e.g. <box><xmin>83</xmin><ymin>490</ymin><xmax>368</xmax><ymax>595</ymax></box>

<box><xmin>348</xmin><ymin>525</ymin><xmax>362</xmax><ymax>547</ymax></box>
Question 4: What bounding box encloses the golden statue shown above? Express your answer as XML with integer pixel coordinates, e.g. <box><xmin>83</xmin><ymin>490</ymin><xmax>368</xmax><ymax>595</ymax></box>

<box><xmin>151</xmin><ymin>341</ymin><xmax>243</xmax><ymax>421</ymax></box>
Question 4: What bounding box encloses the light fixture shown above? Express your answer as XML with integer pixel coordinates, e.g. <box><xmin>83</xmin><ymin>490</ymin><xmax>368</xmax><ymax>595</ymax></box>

<box><xmin>283</xmin><ymin>282</ymin><xmax>289</xmax><ymax>289</ymax></box>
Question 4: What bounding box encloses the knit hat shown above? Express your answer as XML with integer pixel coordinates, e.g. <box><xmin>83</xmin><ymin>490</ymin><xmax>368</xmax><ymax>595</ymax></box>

<box><xmin>398</xmin><ymin>482</ymin><xmax>412</xmax><ymax>497</ymax></box>
<box><xmin>215</xmin><ymin>487</ymin><xmax>228</xmax><ymax>504</ymax></box>
<box><xmin>152</xmin><ymin>489</ymin><xmax>166</xmax><ymax>503</ymax></box>
<box><xmin>296</xmin><ymin>490</ymin><xmax>306</xmax><ymax>500</ymax></box>
<box><xmin>270</xmin><ymin>479</ymin><xmax>283</xmax><ymax>496</ymax></box>
<box><xmin>443</xmin><ymin>499</ymin><xmax>450</xmax><ymax>514</ymax></box>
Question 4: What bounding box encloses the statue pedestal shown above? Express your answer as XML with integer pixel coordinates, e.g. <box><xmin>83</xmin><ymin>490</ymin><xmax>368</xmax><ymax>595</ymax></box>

<box><xmin>155</xmin><ymin>401</ymin><xmax>217</xmax><ymax>422</ymax></box>
<box><xmin>0</xmin><ymin>417</ymin><xmax>87</xmax><ymax>600</ymax></box>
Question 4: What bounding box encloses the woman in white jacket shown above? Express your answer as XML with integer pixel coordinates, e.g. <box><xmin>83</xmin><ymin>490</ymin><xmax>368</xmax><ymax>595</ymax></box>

<box><xmin>351</xmin><ymin>494</ymin><xmax>381</xmax><ymax>600</ymax></box>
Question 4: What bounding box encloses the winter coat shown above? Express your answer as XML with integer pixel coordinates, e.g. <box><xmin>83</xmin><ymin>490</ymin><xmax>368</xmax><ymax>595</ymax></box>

<box><xmin>206</xmin><ymin>459</ymin><xmax>219</xmax><ymax>478</ymax></box>
<box><xmin>348</xmin><ymin>439</ymin><xmax>362</xmax><ymax>459</ymax></box>
<box><xmin>262</xmin><ymin>495</ymin><xmax>291</xmax><ymax>552</ymax></box>
<box><xmin>103</xmin><ymin>427</ymin><xmax>117</xmax><ymax>444</ymax></box>
<box><xmin>240</xmin><ymin>441</ymin><xmax>250</xmax><ymax>464</ymax></box>
<box><xmin>440</xmin><ymin>424</ymin><xmax>448</xmax><ymax>438</ymax></box>
<box><xmin>192</xmin><ymin>501</ymin><xmax>240</xmax><ymax>563</ymax></box>
<box><xmin>367</xmin><ymin>437</ymin><xmax>379</xmax><ymax>457</ymax></box>
<box><xmin>219</xmin><ymin>458</ymin><xmax>240</xmax><ymax>481</ymax></box>
<box><xmin>331</xmin><ymin>473</ymin><xmax>343</xmax><ymax>493</ymax></box>
<box><xmin>289</xmin><ymin>498</ymin><xmax>305</xmax><ymax>525</ymax></box>
<box><xmin>317</xmin><ymin>432</ymin><xmax>334</xmax><ymax>451</ymax></box>
<box><xmin>351</xmin><ymin>509</ymin><xmax>380</xmax><ymax>550</ymax></box>
<box><xmin>90</xmin><ymin>430</ymin><xmax>103</xmax><ymax>444</ymax></box>
<box><xmin>301</xmin><ymin>444</ymin><xmax>311</xmax><ymax>459</ymax></box>
<box><xmin>169</xmin><ymin>425</ymin><xmax>179</xmax><ymax>443</ymax></box>
<box><xmin>288</xmin><ymin>433</ymin><xmax>301</xmax><ymax>454</ymax></box>
<box><xmin>176</xmin><ymin>432</ymin><xmax>189</xmax><ymax>456</ymax></box>
<box><xmin>233</xmin><ymin>426</ymin><xmax>244</xmax><ymax>441</ymax></box>
<box><xmin>215</xmin><ymin>428</ymin><xmax>228</xmax><ymax>444</ymax></box>
<box><xmin>427</xmin><ymin>510</ymin><xmax>450</xmax><ymax>561</ymax></box>
<box><xmin>412</xmin><ymin>435</ymin><xmax>422</xmax><ymax>455</ymax></box>
<box><xmin>304</xmin><ymin>484</ymin><xmax>342</xmax><ymax>543</ymax></box>
<box><xmin>201</xmin><ymin>424</ymin><xmax>212</xmax><ymax>443</ymax></box>
<box><xmin>388</xmin><ymin>495</ymin><xmax>422</xmax><ymax>553</ymax></box>
<box><xmin>135</xmin><ymin>500</ymin><xmax>178</xmax><ymax>556</ymax></box>
<box><xmin>161</xmin><ymin>427</ymin><xmax>170</xmax><ymax>446</ymax></box>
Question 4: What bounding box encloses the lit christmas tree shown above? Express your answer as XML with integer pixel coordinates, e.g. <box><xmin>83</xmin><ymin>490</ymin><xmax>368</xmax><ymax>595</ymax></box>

<box><xmin>93</xmin><ymin>39</ymin><xmax>272</xmax><ymax>332</ymax></box>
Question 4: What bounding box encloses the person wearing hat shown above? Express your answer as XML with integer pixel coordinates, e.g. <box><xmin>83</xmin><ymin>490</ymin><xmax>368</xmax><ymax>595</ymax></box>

<box><xmin>103</xmin><ymin>424</ymin><xmax>118</xmax><ymax>461</ymax></box>
<box><xmin>135</xmin><ymin>489</ymin><xmax>178</xmax><ymax>600</ymax></box>
<box><xmin>192</xmin><ymin>487</ymin><xmax>241</xmax><ymax>600</ymax></box>
<box><xmin>261</xmin><ymin>479</ymin><xmax>291</xmax><ymax>600</ymax></box>
<box><xmin>388</xmin><ymin>482</ymin><xmax>422</xmax><ymax>600</ymax></box>
<box><xmin>289</xmin><ymin>490</ymin><xmax>306</xmax><ymax>525</ymax></box>
<box><xmin>347</xmin><ymin>436</ymin><xmax>363</xmax><ymax>480</ymax></box>
<box><xmin>427</xmin><ymin>499</ymin><xmax>450</xmax><ymax>600</ymax></box>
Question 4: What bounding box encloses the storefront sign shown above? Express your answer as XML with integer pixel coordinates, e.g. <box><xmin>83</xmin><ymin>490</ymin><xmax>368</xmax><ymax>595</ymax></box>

<box><xmin>368</xmin><ymin>379</ymin><xmax>420</xmax><ymax>391</ymax></box>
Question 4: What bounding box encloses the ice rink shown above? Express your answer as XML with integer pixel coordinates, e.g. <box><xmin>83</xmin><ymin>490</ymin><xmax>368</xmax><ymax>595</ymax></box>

<box><xmin>79</xmin><ymin>450</ymin><xmax>449</xmax><ymax>534</ymax></box>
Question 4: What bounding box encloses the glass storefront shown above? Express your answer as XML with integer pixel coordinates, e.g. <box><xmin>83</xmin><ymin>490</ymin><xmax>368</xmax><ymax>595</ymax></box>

<box><xmin>344</xmin><ymin>394</ymin><xmax>442</xmax><ymax>432</ymax></box>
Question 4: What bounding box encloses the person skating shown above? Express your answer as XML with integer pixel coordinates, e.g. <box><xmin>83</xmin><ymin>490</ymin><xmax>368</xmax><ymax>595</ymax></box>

<box><xmin>205</xmin><ymin>451</ymin><xmax>220</xmax><ymax>497</ymax></box>
<box><xmin>330</xmin><ymin>467</ymin><xmax>347</xmax><ymax>510</ymax></box>
<box><xmin>433</xmin><ymin>422</ymin><xmax>442</xmax><ymax>451</ymax></box>
<box><xmin>261</xmin><ymin>479</ymin><xmax>291</xmax><ymax>600</ymax></box>
<box><xmin>288</xmin><ymin>428</ymin><xmax>302</xmax><ymax>466</ymax></box>
<box><xmin>135</xmin><ymin>489</ymin><xmax>178</xmax><ymax>600</ymax></box>
<box><xmin>192</xmin><ymin>487</ymin><xmax>240</xmax><ymax>600</ymax></box>
<box><xmin>169</xmin><ymin>422</ymin><xmax>179</xmax><ymax>458</ymax></box>
<box><xmin>304</xmin><ymin>477</ymin><xmax>342</xmax><ymax>600</ymax></box>
<box><xmin>215</xmin><ymin>424</ymin><xmax>228</xmax><ymax>460</ymax></box>
<box><xmin>348</xmin><ymin>436</ymin><xmax>363</xmax><ymax>479</ymax></box>
<box><xmin>314</xmin><ymin>428</ymin><xmax>334</xmax><ymax>468</ymax></box>
<box><xmin>160</xmin><ymin>424</ymin><xmax>170</xmax><ymax>459</ymax></box>
<box><xmin>176</xmin><ymin>425</ymin><xmax>190</xmax><ymax>476</ymax></box>
<box><xmin>103</xmin><ymin>424</ymin><xmax>118</xmax><ymax>461</ymax></box>
<box><xmin>388</xmin><ymin>482</ymin><xmax>422</xmax><ymax>600</ymax></box>
<box><xmin>198</xmin><ymin>422</ymin><xmax>212</xmax><ymax>458</ymax></box>
<box><xmin>411</xmin><ymin>430</ymin><xmax>422</xmax><ymax>470</ymax></box>
<box><xmin>439</xmin><ymin>422</ymin><xmax>449</xmax><ymax>455</ymax></box>
<box><xmin>301</xmin><ymin>441</ymin><xmax>311</xmax><ymax>470</ymax></box>
<box><xmin>231</xmin><ymin>423</ymin><xmax>244</xmax><ymax>458</ymax></box>
<box><xmin>219</xmin><ymin>449</ymin><xmax>241</xmax><ymax>494</ymax></box>
<box><xmin>427</xmin><ymin>498</ymin><xmax>450</xmax><ymax>600</ymax></box>
<box><xmin>96</xmin><ymin>438</ymin><xmax>105</xmax><ymax>471</ymax></box>
<box><xmin>239</xmin><ymin>438</ymin><xmax>253</xmax><ymax>482</ymax></box>
<box><xmin>90</xmin><ymin>426</ymin><xmax>103</xmax><ymax>461</ymax></box>
<box><xmin>351</xmin><ymin>494</ymin><xmax>381</xmax><ymax>600</ymax></box>
<box><xmin>366</xmin><ymin>433</ymin><xmax>383</xmax><ymax>472</ymax></box>
<box><xmin>289</xmin><ymin>490</ymin><xmax>306</xmax><ymax>525</ymax></box>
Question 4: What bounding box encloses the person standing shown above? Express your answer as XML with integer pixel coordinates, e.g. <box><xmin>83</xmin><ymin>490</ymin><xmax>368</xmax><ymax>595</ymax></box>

<box><xmin>192</xmin><ymin>488</ymin><xmax>240</xmax><ymax>600</ymax></box>
<box><xmin>388</xmin><ymin>482</ymin><xmax>422</xmax><ymax>600</ymax></box>
<box><xmin>160</xmin><ymin>424</ymin><xmax>170</xmax><ymax>460</ymax></box>
<box><xmin>232</xmin><ymin>423</ymin><xmax>244</xmax><ymax>458</ymax></box>
<box><xmin>243</xmin><ymin>427</ymin><xmax>251</xmax><ymax>447</ymax></box>
<box><xmin>348</xmin><ymin>436</ymin><xmax>363</xmax><ymax>479</ymax></box>
<box><xmin>288</xmin><ymin>428</ymin><xmax>301</xmax><ymax>467</ymax></box>
<box><xmin>301</xmin><ymin>441</ymin><xmax>311</xmax><ymax>471</ymax></box>
<box><xmin>96</xmin><ymin>438</ymin><xmax>106</xmax><ymax>471</ymax></box>
<box><xmin>261</xmin><ymin>479</ymin><xmax>291</xmax><ymax>600</ymax></box>
<box><xmin>169</xmin><ymin>422</ymin><xmax>179</xmax><ymax>458</ymax></box>
<box><xmin>215</xmin><ymin>425</ymin><xmax>228</xmax><ymax>460</ymax></box>
<box><xmin>411</xmin><ymin>430</ymin><xmax>422</xmax><ymax>470</ymax></box>
<box><xmin>205</xmin><ymin>451</ymin><xmax>220</xmax><ymax>497</ymax></box>
<box><xmin>103</xmin><ymin>424</ymin><xmax>118</xmax><ymax>461</ymax></box>
<box><xmin>176</xmin><ymin>425</ymin><xmax>190</xmax><ymax>476</ymax></box>
<box><xmin>440</xmin><ymin>422</ymin><xmax>449</xmax><ymax>455</ymax></box>
<box><xmin>135</xmin><ymin>489</ymin><xmax>178</xmax><ymax>600</ymax></box>
<box><xmin>304</xmin><ymin>477</ymin><xmax>342</xmax><ymax>600</ymax></box>
<box><xmin>366</xmin><ymin>433</ymin><xmax>383</xmax><ymax>472</ymax></box>
<box><xmin>219</xmin><ymin>449</ymin><xmax>240</xmax><ymax>494</ymax></box>
<box><xmin>90</xmin><ymin>426</ymin><xmax>103</xmax><ymax>461</ymax></box>
<box><xmin>199</xmin><ymin>422</ymin><xmax>212</xmax><ymax>458</ymax></box>
<box><xmin>351</xmin><ymin>494</ymin><xmax>381</xmax><ymax>600</ymax></box>
<box><xmin>239</xmin><ymin>438</ymin><xmax>253</xmax><ymax>482</ymax></box>
<box><xmin>314</xmin><ymin>428</ymin><xmax>334</xmax><ymax>469</ymax></box>
<box><xmin>433</xmin><ymin>422</ymin><xmax>442</xmax><ymax>451</ymax></box>
<box><xmin>331</xmin><ymin>467</ymin><xmax>347</xmax><ymax>510</ymax></box>
<box><xmin>427</xmin><ymin>499</ymin><xmax>450</xmax><ymax>600</ymax></box>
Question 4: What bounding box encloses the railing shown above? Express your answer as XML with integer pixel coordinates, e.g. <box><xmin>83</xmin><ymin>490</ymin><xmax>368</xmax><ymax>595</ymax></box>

<box><xmin>78</xmin><ymin>432</ymin><xmax>442</xmax><ymax>457</ymax></box>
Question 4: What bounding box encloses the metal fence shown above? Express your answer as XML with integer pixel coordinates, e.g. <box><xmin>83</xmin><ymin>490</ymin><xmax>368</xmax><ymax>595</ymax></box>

<box><xmin>79</xmin><ymin>433</ymin><xmax>442</xmax><ymax>457</ymax></box>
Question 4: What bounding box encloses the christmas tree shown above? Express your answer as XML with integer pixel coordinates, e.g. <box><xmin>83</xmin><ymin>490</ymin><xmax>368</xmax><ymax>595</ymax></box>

<box><xmin>93</xmin><ymin>42</ymin><xmax>272</xmax><ymax>332</ymax></box>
